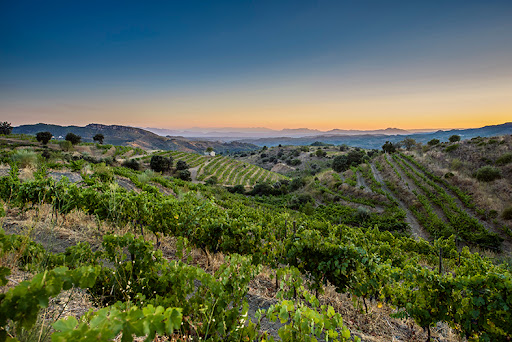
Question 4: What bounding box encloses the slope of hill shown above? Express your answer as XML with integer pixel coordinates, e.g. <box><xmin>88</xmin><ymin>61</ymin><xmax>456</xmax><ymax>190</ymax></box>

<box><xmin>13</xmin><ymin>123</ymin><xmax>258</xmax><ymax>153</ymax></box>
<box><xmin>236</xmin><ymin>122</ymin><xmax>512</xmax><ymax>148</ymax></box>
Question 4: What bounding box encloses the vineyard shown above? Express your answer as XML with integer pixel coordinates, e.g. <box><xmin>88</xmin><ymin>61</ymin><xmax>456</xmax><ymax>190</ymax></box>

<box><xmin>0</xmin><ymin>135</ymin><xmax>511</xmax><ymax>341</ymax></box>
<box><xmin>142</xmin><ymin>151</ymin><xmax>288</xmax><ymax>186</ymax></box>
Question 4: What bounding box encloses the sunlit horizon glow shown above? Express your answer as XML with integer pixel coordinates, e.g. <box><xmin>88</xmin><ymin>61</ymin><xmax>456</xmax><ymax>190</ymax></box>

<box><xmin>1</xmin><ymin>1</ymin><xmax>511</xmax><ymax>131</ymax></box>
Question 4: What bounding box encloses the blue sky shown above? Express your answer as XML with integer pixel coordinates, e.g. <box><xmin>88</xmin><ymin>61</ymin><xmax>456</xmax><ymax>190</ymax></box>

<box><xmin>1</xmin><ymin>0</ymin><xmax>511</xmax><ymax>129</ymax></box>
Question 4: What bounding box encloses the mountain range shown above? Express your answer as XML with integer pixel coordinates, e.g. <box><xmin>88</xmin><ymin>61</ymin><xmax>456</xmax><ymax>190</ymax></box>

<box><xmin>12</xmin><ymin>123</ymin><xmax>257</xmax><ymax>153</ymax></box>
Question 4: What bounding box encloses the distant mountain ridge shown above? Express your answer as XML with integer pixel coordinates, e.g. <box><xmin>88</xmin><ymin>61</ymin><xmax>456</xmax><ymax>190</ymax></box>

<box><xmin>143</xmin><ymin>126</ymin><xmax>412</xmax><ymax>140</ymax></box>
<box><xmin>235</xmin><ymin>122</ymin><xmax>512</xmax><ymax>148</ymax></box>
<box><xmin>13</xmin><ymin>123</ymin><xmax>257</xmax><ymax>153</ymax></box>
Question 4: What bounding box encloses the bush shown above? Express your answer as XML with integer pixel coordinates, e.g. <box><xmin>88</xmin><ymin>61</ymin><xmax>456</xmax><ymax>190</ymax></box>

<box><xmin>445</xmin><ymin>144</ymin><xmax>459</xmax><ymax>152</ymax></box>
<box><xmin>93</xmin><ymin>133</ymin><xmax>104</xmax><ymax>144</ymax></box>
<box><xmin>0</xmin><ymin>122</ymin><xmax>13</xmax><ymax>135</ymax></box>
<box><xmin>475</xmin><ymin>166</ymin><xmax>501</xmax><ymax>182</ymax></box>
<box><xmin>59</xmin><ymin>140</ymin><xmax>73</xmax><ymax>151</ymax></box>
<box><xmin>448</xmin><ymin>135</ymin><xmax>461</xmax><ymax>142</ymax></box>
<box><xmin>122</xmin><ymin>159</ymin><xmax>140</xmax><ymax>171</ymax></box>
<box><xmin>176</xmin><ymin>160</ymin><xmax>189</xmax><ymax>170</ymax></box>
<box><xmin>287</xmin><ymin>158</ymin><xmax>301</xmax><ymax>166</ymax></box>
<box><xmin>502</xmin><ymin>206</ymin><xmax>512</xmax><ymax>220</ymax></box>
<box><xmin>382</xmin><ymin>141</ymin><xmax>396</xmax><ymax>153</ymax></box>
<box><xmin>12</xmin><ymin>149</ymin><xmax>39</xmax><ymax>168</ymax></box>
<box><xmin>150</xmin><ymin>155</ymin><xmax>172</xmax><ymax>173</ymax></box>
<box><xmin>229</xmin><ymin>184</ymin><xmax>246</xmax><ymax>194</ymax></box>
<box><xmin>205</xmin><ymin>176</ymin><xmax>218</xmax><ymax>185</ymax></box>
<box><xmin>93</xmin><ymin>164</ymin><xmax>115</xmax><ymax>183</ymax></box>
<box><xmin>315</xmin><ymin>149</ymin><xmax>327</xmax><ymax>158</ymax></box>
<box><xmin>289</xmin><ymin>177</ymin><xmax>305</xmax><ymax>191</ymax></box>
<box><xmin>65</xmin><ymin>132</ymin><xmax>81</xmax><ymax>145</ymax></box>
<box><xmin>36</xmin><ymin>131</ymin><xmax>53</xmax><ymax>145</ymax></box>
<box><xmin>428</xmin><ymin>139</ymin><xmax>440</xmax><ymax>146</ymax></box>
<box><xmin>496</xmin><ymin>153</ymin><xmax>512</xmax><ymax>166</ymax></box>
<box><xmin>176</xmin><ymin>169</ymin><xmax>192</xmax><ymax>181</ymax></box>
<box><xmin>41</xmin><ymin>150</ymin><xmax>51</xmax><ymax>160</ymax></box>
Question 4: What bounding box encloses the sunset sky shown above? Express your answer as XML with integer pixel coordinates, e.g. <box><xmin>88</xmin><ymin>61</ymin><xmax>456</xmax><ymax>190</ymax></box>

<box><xmin>1</xmin><ymin>1</ymin><xmax>511</xmax><ymax>130</ymax></box>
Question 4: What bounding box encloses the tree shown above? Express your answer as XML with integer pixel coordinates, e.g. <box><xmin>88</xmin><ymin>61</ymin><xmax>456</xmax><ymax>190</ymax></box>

<box><xmin>427</xmin><ymin>139</ymin><xmax>440</xmax><ymax>146</ymax></box>
<box><xmin>150</xmin><ymin>155</ymin><xmax>172</xmax><ymax>173</ymax></box>
<box><xmin>382</xmin><ymin>141</ymin><xmax>396</xmax><ymax>153</ymax></box>
<box><xmin>0</xmin><ymin>122</ymin><xmax>13</xmax><ymax>135</ymax></box>
<box><xmin>315</xmin><ymin>149</ymin><xmax>327</xmax><ymax>158</ymax></box>
<box><xmin>36</xmin><ymin>131</ymin><xmax>53</xmax><ymax>145</ymax></box>
<box><xmin>65</xmin><ymin>132</ymin><xmax>81</xmax><ymax>145</ymax></box>
<box><xmin>402</xmin><ymin>137</ymin><xmax>417</xmax><ymax>150</ymax></box>
<box><xmin>176</xmin><ymin>160</ymin><xmax>189</xmax><ymax>170</ymax></box>
<box><xmin>177</xmin><ymin>169</ymin><xmax>191</xmax><ymax>181</ymax></box>
<box><xmin>205</xmin><ymin>147</ymin><xmax>214</xmax><ymax>153</ymax></box>
<box><xmin>332</xmin><ymin>155</ymin><xmax>349</xmax><ymax>172</ymax></box>
<box><xmin>93</xmin><ymin>133</ymin><xmax>105</xmax><ymax>144</ymax></box>
<box><xmin>448</xmin><ymin>135</ymin><xmax>460</xmax><ymax>143</ymax></box>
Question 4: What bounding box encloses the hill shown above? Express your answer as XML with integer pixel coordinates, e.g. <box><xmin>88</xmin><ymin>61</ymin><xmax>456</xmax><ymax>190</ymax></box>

<box><xmin>1</xmin><ymin>131</ymin><xmax>511</xmax><ymax>341</ymax></box>
<box><xmin>236</xmin><ymin>122</ymin><xmax>512</xmax><ymax>148</ymax></box>
<box><xmin>12</xmin><ymin>123</ymin><xmax>258</xmax><ymax>153</ymax></box>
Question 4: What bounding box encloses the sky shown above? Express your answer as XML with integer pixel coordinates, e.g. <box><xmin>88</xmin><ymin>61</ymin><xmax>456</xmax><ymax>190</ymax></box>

<box><xmin>1</xmin><ymin>0</ymin><xmax>512</xmax><ymax>130</ymax></box>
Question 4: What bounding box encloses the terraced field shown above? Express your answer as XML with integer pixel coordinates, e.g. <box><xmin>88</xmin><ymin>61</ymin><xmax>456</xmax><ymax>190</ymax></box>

<box><xmin>161</xmin><ymin>151</ymin><xmax>288</xmax><ymax>186</ymax></box>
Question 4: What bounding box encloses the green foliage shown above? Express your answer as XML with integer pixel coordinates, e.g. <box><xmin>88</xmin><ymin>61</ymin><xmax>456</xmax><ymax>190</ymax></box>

<box><xmin>382</xmin><ymin>141</ymin><xmax>396</xmax><ymax>153</ymax></box>
<box><xmin>11</xmin><ymin>150</ymin><xmax>40</xmax><ymax>168</ymax></box>
<box><xmin>445</xmin><ymin>144</ymin><xmax>459</xmax><ymax>152</ymax></box>
<box><xmin>35</xmin><ymin>131</ymin><xmax>53</xmax><ymax>145</ymax></box>
<box><xmin>448</xmin><ymin>135</ymin><xmax>461</xmax><ymax>142</ymax></box>
<box><xmin>92</xmin><ymin>133</ymin><xmax>104</xmax><ymax>144</ymax></box>
<box><xmin>496</xmin><ymin>152</ymin><xmax>512</xmax><ymax>165</ymax></box>
<box><xmin>427</xmin><ymin>139</ymin><xmax>440</xmax><ymax>146</ymax></box>
<box><xmin>175</xmin><ymin>160</ymin><xmax>189</xmax><ymax>170</ymax></box>
<box><xmin>0</xmin><ymin>122</ymin><xmax>13</xmax><ymax>135</ymax></box>
<box><xmin>315</xmin><ymin>149</ymin><xmax>327</xmax><ymax>157</ymax></box>
<box><xmin>65</xmin><ymin>133</ymin><xmax>81</xmax><ymax>145</ymax></box>
<box><xmin>176</xmin><ymin>169</ymin><xmax>191</xmax><ymax>181</ymax></box>
<box><xmin>475</xmin><ymin>166</ymin><xmax>501</xmax><ymax>182</ymax></box>
<box><xmin>503</xmin><ymin>206</ymin><xmax>512</xmax><ymax>220</ymax></box>
<box><xmin>59</xmin><ymin>140</ymin><xmax>72</xmax><ymax>151</ymax></box>
<box><xmin>122</xmin><ymin>159</ymin><xmax>141</xmax><ymax>171</ymax></box>
<box><xmin>150</xmin><ymin>155</ymin><xmax>172</xmax><ymax>173</ymax></box>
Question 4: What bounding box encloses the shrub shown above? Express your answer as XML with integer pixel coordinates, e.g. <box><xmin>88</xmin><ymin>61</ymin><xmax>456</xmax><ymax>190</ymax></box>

<box><xmin>502</xmin><ymin>206</ymin><xmax>512</xmax><ymax>220</ymax></box>
<box><xmin>177</xmin><ymin>169</ymin><xmax>191</xmax><ymax>181</ymax></box>
<box><xmin>41</xmin><ymin>150</ymin><xmax>51</xmax><ymax>160</ymax></box>
<box><xmin>448</xmin><ymin>135</ymin><xmax>461</xmax><ymax>142</ymax></box>
<box><xmin>445</xmin><ymin>144</ymin><xmax>458</xmax><ymax>152</ymax></box>
<box><xmin>12</xmin><ymin>149</ymin><xmax>39</xmax><ymax>168</ymax></box>
<box><xmin>36</xmin><ymin>131</ymin><xmax>53</xmax><ymax>145</ymax></box>
<box><xmin>444</xmin><ymin>172</ymin><xmax>454</xmax><ymax>179</ymax></box>
<box><xmin>65</xmin><ymin>132</ymin><xmax>81</xmax><ymax>145</ymax></box>
<box><xmin>229</xmin><ymin>184</ymin><xmax>246</xmax><ymax>194</ymax></box>
<box><xmin>0</xmin><ymin>122</ymin><xmax>13</xmax><ymax>135</ymax></box>
<box><xmin>428</xmin><ymin>139</ymin><xmax>440</xmax><ymax>146</ymax></box>
<box><xmin>287</xmin><ymin>158</ymin><xmax>301</xmax><ymax>166</ymax></box>
<box><xmin>59</xmin><ymin>140</ymin><xmax>72</xmax><ymax>151</ymax></box>
<box><xmin>205</xmin><ymin>176</ymin><xmax>218</xmax><ymax>185</ymax></box>
<box><xmin>475</xmin><ymin>166</ymin><xmax>501</xmax><ymax>182</ymax></box>
<box><xmin>93</xmin><ymin>133</ymin><xmax>104</xmax><ymax>144</ymax></box>
<box><xmin>315</xmin><ymin>149</ymin><xmax>326</xmax><ymax>158</ymax></box>
<box><xmin>382</xmin><ymin>141</ymin><xmax>396</xmax><ymax>153</ymax></box>
<box><xmin>122</xmin><ymin>159</ymin><xmax>140</xmax><ymax>171</ymax></box>
<box><xmin>150</xmin><ymin>155</ymin><xmax>172</xmax><ymax>173</ymax></box>
<box><xmin>93</xmin><ymin>164</ymin><xmax>115</xmax><ymax>183</ymax></box>
<box><xmin>496</xmin><ymin>153</ymin><xmax>512</xmax><ymax>166</ymax></box>
<box><xmin>176</xmin><ymin>160</ymin><xmax>189</xmax><ymax>170</ymax></box>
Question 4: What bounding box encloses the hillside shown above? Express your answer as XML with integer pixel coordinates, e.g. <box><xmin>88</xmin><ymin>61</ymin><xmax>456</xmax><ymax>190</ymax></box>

<box><xmin>13</xmin><ymin>123</ymin><xmax>258</xmax><ymax>153</ymax></box>
<box><xmin>236</xmin><ymin>122</ymin><xmax>512</xmax><ymax>148</ymax></box>
<box><xmin>1</xmin><ymin>133</ymin><xmax>511</xmax><ymax>341</ymax></box>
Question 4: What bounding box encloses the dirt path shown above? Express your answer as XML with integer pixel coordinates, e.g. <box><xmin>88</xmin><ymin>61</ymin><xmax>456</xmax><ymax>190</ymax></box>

<box><xmin>370</xmin><ymin>162</ymin><xmax>428</xmax><ymax>241</ymax></box>
<box><xmin>188</xmin><ymin>166</ymin><xmax>200</xmax><ymax>181</ymax></box>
